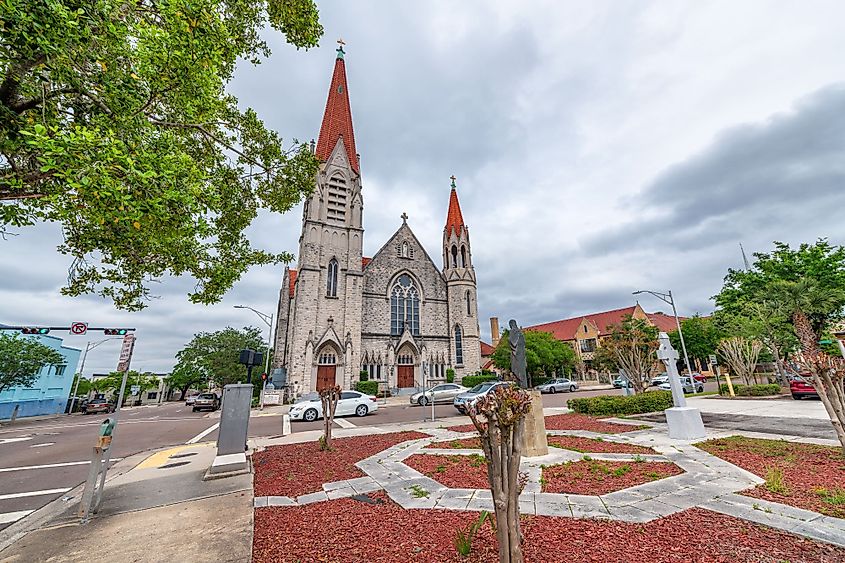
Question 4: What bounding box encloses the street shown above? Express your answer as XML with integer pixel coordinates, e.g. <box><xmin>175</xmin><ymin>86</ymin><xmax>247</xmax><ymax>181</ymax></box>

<box><xmin>0</xmin><ymin>382</ymin><xmax>713</xmax><ymax>530</ymax></box>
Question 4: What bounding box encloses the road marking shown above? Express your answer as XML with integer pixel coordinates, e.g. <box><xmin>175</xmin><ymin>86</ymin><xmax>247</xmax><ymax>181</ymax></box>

<box><xmin>0</xmin><ymin>488</ymin><xmax>71</xmax><ymax>501</ymax></box>
<box><xmin>0</xmin><ymin>458</ymin><xmax>123</xmax><ymax>473</ymax></box>
<box><xmin>0</xmin><ymin>437</ymin><xmax>32</xmax><ymax>445</ymax></box>
<box><xmin>137</xmin><ymin>443</ymin><xmax>213</xmax><ymax>469</ymax></box>
<box><xmin>334</xmin><ymin>418</ymin><xmax>356</xmax><ymax>429</ymax></box>
<box><xmin>0</xmin><ymin>510</ymin><xmax>34</xmax><ymax>525</ymax></box>
<box><xmin>29</xmin><ymin>442</ymin><xmax>55</xmax><ymax>448</ymax></box>
<box><xmin>186</xmin><ymin>422</ymin><xmax>219</xmax><ymax>444</ymax></box>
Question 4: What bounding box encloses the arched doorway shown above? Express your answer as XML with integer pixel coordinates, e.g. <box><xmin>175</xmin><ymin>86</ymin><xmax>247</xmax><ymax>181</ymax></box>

<box><xmin>396</xmin><ymin>348</ymin><xmax>415</xmax><ymax>388</ymax></box>
<box><xmin>316</xmin><ymin>348</ymin><xmax>338</xmax><ymax>391</ymax></box>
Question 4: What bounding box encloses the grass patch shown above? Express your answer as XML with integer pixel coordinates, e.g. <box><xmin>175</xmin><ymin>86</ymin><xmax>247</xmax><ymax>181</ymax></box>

<box><xmin>409</xmin><ymin>484</ymin><xmax>430</xmax><ymax>498</ymax></box>
<box><xmin>764</xmin><ymin>467</ymin><xmax>788</xmax><ymax>495</ymax></box>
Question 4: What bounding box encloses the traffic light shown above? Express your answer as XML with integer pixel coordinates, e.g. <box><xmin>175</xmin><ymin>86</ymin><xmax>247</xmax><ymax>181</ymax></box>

<box><xmin>21</xmin><ymin>327</ymin><xmax>50</xmax><ymax>335</ymax></box>
<box><xmin>104</xmin><ymin>329</ymin><xmax>128</xmax><ymax>335</ymax></box>
<box><xmin>261</xmin><ymin>373</ymin><xmax>267</xmax><ymax>381</ymax></box>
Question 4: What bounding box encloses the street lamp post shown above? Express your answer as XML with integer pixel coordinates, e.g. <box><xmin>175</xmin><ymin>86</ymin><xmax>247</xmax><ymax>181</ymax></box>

<box><xmin>234</xmin><ymin>305</ymin><xmax>274</xmax><ymax>409</ymax></box>
<box><xmin>69</xmin><ymin>337</ymin><xmax>122</xmax><ymax>414</ymax></box>
<box><xmin>632</xmin><ymin>289</ymin><xmax>694</xmax><ymax>378</ymax></box>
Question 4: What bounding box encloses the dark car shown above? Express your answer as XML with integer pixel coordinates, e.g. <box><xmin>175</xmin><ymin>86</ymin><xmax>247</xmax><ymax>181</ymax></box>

<box><xmin>192</xmin><ymin>393</ymin><xmax>220</xmax><ymax>412</ymax></box>
<box><xmin>790</xmin><ymin>377</ymin><xmax>819</xmax><ymax>400</ymax></box>
<box><xmin>83</xmin><ymin>398</ymin><xmax>114</xmax><ymax>415</ymax></box>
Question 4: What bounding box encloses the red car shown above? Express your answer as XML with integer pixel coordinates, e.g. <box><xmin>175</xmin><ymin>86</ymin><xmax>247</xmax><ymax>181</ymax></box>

<box><xmin>790</xmin><ymin>377</ymin><xmax>819</xmax><ymax>400</ymax></box>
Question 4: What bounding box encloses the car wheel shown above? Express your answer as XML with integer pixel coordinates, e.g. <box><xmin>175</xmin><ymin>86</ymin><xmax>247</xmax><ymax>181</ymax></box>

<box><xmin>304</xmin><ymin>408</ymin><xmax>318</xmax><ymax>422</ymax></box>
<box><xmin>791</xmin><ymin>394</ymin><xmax>800</xmax><ymax>400</ymax></box>
<box><xmin>697</xmin><ymin>386</ymin><xmax>704</xmax><ymax>393</ymax></box>
<box><xmin>355</xmin><ymin>404</ymin><xmax>368</xmax><ymax>417</ymax></box>
<box><xmin>569</xmin><ymin>385</ymin><xmax>576</xmax><ymax>392</ymax></box>
<box><xmin>192</xmin><ymin>407</ymin><xmax>197</xmax><ymax>412</ymax></box>
<box><xmin>418</xmin><ymin>396</ymin><xmax>429</xmax><ymax>406</ymax></box>
<box><xmin>549</xmin><ymin>387</ymin><xmax>556</xmax><ymax>394</ymax></box>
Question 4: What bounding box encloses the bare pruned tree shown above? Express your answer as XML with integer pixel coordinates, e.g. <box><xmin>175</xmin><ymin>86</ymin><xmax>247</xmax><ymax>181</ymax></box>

<box><xmin>602</xmin><ymin>315</ymin><xmax>660</xmax><ymax>394</ymax></box>
<box><xmin>468</xmin><ymin>384</ymin><xmax>532</xmax><ymax>563</ymax></box>
<box><xmin>717</xmin><ymin>337</ymin><xmax>763</xmax><ymax>386</ymax></box>
<box><xmin>319</xmin><ymin>385</ymin><xmax>341</xmax><ymax>451</ymax></box>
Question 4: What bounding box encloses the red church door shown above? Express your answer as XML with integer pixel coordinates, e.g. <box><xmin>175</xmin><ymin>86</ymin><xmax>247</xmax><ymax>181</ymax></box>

<box><xmin>397</xmin><ymin>366</ymin><xmax>414</xmax><ymax>388</ymax></box>
<box><xmin>317</xmin><ymin>365</ymin><xmax>336</xmax><ymax>391</ymax></box>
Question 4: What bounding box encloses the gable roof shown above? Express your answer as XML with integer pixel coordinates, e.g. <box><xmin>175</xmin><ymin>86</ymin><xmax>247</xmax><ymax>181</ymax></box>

<box><xmin>480</xmin><ymin>341</ymin><xmax>495</xmax><ymax>356</ymax></box>
<box><xmin>646</xmin><ymin>312</ymin><xmax>680</xmax><ymax>332</ymax></box>
<box><xmin>315</xmin><ymin>47</ymin><xmax>359</xmax><ymax>174</ymax></box>
<box><xmin>527</xmin><ymin>306</ymin><xmax>638</xmax><ymax>341</ymax></box>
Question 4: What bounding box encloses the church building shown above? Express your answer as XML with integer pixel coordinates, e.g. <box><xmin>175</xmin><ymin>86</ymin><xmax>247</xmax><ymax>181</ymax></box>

<box><xmin>272</xmin><ymin>45</ymin><xmax>481</xmax><ymax>395</ymax></box>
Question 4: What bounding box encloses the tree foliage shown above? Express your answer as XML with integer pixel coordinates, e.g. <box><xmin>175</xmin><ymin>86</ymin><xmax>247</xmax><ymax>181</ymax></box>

<box><xmin>491</xmin><ymin>330</ymin><xmax>576</xmax><ymax>383</ymax></box>
<box><xmin>71</xmin><ymin>372</ymin><xmax>91</xmax><ymax>396</ymax></box>
<box><xmin>0</xmin><ymin>0</ymin><xmax>323</xmax><ymax>310</ymax></box>
<box><xmin>171</xmin><ymin>326</ymin><xmax>264</xmax><ymax>392</ymax></box>
<box><xmin>601</xmin><ymin>315</ymin><xmax>659</xmax><ymax>394</ymax></box>
<box><xmin>668</xmin><ymin>315</ymin><xmax>723</xmax><ymax>368</ymax></box>
<box><xmin>0</xmin><ymin>333</ymin><xmax>64</xmax><ymax>393</ymax></box>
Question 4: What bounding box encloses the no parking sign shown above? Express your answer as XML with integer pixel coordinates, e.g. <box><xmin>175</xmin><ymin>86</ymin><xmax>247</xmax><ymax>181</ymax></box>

<box><xmin>70</xmin><ymin>322</ymin><xmax>88</xmax><ymax>335</ymax></box>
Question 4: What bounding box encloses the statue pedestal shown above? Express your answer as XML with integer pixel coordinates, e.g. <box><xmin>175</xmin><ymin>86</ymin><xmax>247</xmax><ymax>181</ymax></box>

<box><xmin>522</xmin><ymin>390</ymin><xmax>548</xmax><ymax>457</ymax></box>
<box><xmin>665</xmin><ymin>407</ymin><xmax>706</xmax><ymax>440</ymax></box>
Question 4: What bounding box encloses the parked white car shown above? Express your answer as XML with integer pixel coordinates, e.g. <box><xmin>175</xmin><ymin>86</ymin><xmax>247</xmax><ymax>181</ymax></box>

<box><xmin>650</xmin><ymin>373</ymin><xmax>669</xmax><ymax>386</ymax></box>
<box><xmin>288</xmin><ymin>390</ymin><xmax>379</xmax><ymax>422</ymax></box>
<box><xmin>657</xmin><ymin>376</ymin><xmax>704</xmax><ymax>394</ymax></box>
<box><xmin>535</xmin><ymin>378</ymin><xmax>579</xmax><ymax>394</ymax></box>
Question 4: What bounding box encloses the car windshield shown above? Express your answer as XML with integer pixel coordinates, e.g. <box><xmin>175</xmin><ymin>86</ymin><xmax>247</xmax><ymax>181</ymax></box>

<box><xmin>199</xmin><ymin>393</ymin><xmax>215</xmax><ymax>399</ymax></box>
<box><xmin>468</xmin><ymin>383</ymin><xmax>495</xmax><ymax>394</ymax></box>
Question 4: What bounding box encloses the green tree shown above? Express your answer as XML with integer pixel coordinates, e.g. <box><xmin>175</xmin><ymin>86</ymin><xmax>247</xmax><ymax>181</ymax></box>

<box><xmin>1</xmin><ymin>0</ymin><xmax>323</xmax><ymax>310</ymax></box>
<box><xmin>668</xmin><ymin>315</ymin><xmax>723</xmax><ymax>370</ymax></box>
<box><xmin>601</xmin><ymin>315</ymin><xmax>660</xmax><ymax>394</ymax></box>
<box><xmin>71</xmin><ymin>373</ymin><xmax>92</xmax><ymax>396</ymax></box>
<box><xmin>172</xmin><ymin>326</ymin><xmax>264</xmax><ymax>392</ymax></box>
<box><xmin>491</xmin><ymin>330</ymin><xmax>576</xmax><ymax>385</ymax></box>
<box><xmin>0</xmin><ymin>333</ymin><xmax>64</xmax><ymax>393</ymax></box>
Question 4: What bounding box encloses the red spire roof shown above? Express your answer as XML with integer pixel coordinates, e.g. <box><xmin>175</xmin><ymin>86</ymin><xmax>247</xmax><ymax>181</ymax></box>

<box><xmin>315</xmin><ymin>46</ymin><xmax>359</xmax><ymax>173</ymax></box>
<box><xmin>445</xmin><ymin>176</ymin><xmax>465</xmax><ymax>236</ymax></box>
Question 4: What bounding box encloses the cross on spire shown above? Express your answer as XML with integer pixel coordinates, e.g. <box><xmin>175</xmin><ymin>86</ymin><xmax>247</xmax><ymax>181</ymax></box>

<box><xmin>450</xmin><ymin>175</ymin><xmax>456</xmax><ymax>189</ymax></box>
<box><xmin>336</xmin><ymin>38</ymin><xmax>346</xmax><ymax>58</ymax></box>
<box><xmin>401</xmin><ymin>212</ymin><xmax>408</xmax><ymax>223</ymax></box>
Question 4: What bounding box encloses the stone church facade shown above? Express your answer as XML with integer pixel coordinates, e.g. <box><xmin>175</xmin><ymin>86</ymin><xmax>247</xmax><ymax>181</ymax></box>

<box><xmin>272</xmin><ymin>46</ymin><xmax>481</xmax><ymax>395</ymax></box>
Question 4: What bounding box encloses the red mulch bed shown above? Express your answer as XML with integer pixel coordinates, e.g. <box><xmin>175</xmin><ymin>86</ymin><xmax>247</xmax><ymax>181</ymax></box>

<box><xmin>542</xmin><ymin>459</ymin><xmax>683</xmax><ymax>495</ymax></box>
<box><xmin>253</xmin><ymin>493</ymin><xmax>845</xmax><ymax>562</ymax></box>
<box><xmin>405</xmin><ymin>453</ymin><xmax>489</xmax><ymax>489</ymax></box>
<box><xmin>697</xmin><ymin>436</ymin><xmax>845</xmax><ymax>518</ymax></box>
<box><xmin>424</xmin><ymin>437</ymin><xmax>482</xmax><ymax>449</ymax></box>
<box><xmin>548</xmin><ymin>435</ymin><xmax>657</xmax><ymax>454</ymax></box>
<box><xmin>448</xmin><ymin>414</ymin><xmax>648</xmax><ymax>435</ymax></box>
<box><xmin>253</xmin><ymin>431</ymin><xmax>428</xmax><ymax>498</ymax></box>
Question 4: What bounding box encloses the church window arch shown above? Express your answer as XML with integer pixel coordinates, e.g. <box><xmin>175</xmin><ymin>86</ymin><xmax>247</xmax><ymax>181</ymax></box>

<box><xmin>461</xmin><ymin>245</ymin><xmax>467</xmax><ymax>268</ymax></box>
<box><xmin>402</xmin><ymin>241</ymin><xmax>409</xmax><ymax>257</ymax></box>
<box><xmin>451</xmin><ymin>245</ymin><xmax>458</xmax><ymax>268</ymax></box>
<box><xmin>319</xmin><ymin>351</ymin><xmax>337</xmax><ymax>365</ymax></box>
<box><xmin>390</xmin><ymin>274</ymin><xmax>420</xmax><ymax>336</ymax></box>
<box><xmin>454</xmin><ymin>325</ymin><xmax>464</xmax><ymax>365</ymax></box>
<box><xmin>326</xmin><ymin>174</ymin><xmax>348</xmax><ymax>224</ymax></box>
<box><xmin>327</xmin><ymin>258</ymin><xmax>338</xmax><ymax>297</ymax></box>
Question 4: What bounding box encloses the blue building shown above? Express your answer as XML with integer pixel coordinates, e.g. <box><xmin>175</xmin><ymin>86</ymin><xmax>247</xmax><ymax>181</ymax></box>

<box><xmin>0</xmin><ymin>334</ymin><xmax>81</xmax><ymax>419</ymax></box>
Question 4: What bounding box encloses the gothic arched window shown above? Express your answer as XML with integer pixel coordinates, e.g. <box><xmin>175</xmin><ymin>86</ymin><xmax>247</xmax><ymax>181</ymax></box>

<box><xmin>461</xmin><ymin>245</ymin><xmax>467</xmax><ymax>268</ymax></box>
<box><xmin>466</xmin><ymin>290</ymin><xmax>472</xmax><ymax>316</ymax></box>
<box><xmin>451</xmin><ymin>245</ymin><xmax>458</xmax><ymax>268</ymax></box>
<box><xmin>454</xmin><ymin>325</ymin><xmax>464</xmax><ymax>365</ymax></box>
<box><xmin>390</xmin><ymin>274</ymin><xmax>420</xmax><ymax>336</ymax></box>
<box><xmin>327</xmin><ymin>258</ymin><xmax>338</xmax><ymax>297</ymax></box>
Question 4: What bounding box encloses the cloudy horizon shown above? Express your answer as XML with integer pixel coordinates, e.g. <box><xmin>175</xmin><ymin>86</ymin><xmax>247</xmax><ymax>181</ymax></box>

<box><xmin>2</xmin><ymin>1</ymin><xmax>844</xmax><ymax>375</ymax></box>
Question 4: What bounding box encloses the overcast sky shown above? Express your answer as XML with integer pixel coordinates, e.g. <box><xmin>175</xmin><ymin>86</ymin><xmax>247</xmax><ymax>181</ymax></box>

<box><xmin>2</xmin><ymin>1</ymin><xmax>844</xmax><ymax>375</ymax></box>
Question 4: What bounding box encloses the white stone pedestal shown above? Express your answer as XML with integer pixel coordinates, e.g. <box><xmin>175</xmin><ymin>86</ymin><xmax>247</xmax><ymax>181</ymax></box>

<box><xmin>665</xmin><ymin>407</ymin><xmax>706</xmax><ymax>440</ymax></box>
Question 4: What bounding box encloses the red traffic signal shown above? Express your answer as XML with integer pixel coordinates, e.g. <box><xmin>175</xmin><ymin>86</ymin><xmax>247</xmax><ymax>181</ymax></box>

<box><xmin>21</xmin><ymin>327</ymin><xmax>50</xmax><ymax>335</ymax></box>
<box><xmin>261</xmin><ymin>373</ymin><xmax>267</xmax><ymax>381</ymax></box>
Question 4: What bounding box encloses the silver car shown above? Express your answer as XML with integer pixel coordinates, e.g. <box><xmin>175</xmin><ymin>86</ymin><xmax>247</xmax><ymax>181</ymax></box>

<box><xmin>453</xmin><ymin>381</ymin><xmax>511</xmax><ymax>414</ymax></box>
<box><xmin>658</xmin><ymin>376</ymin><xmax>704</xmax><ymax>394</ymax></box>
<box><xmin>535</xmin><ymin>378</ymin><xmax>579</xmax><ymax>394</ymax></box>
<box><xmin>410</xmin><ymin>383</ymin><xmax>468</xmax><ymax>406</ymax></box>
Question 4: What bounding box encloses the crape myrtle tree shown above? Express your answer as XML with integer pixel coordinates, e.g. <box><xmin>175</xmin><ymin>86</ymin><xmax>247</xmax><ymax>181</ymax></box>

<box><xmin>601</xmin><ymin>315</ymin><xmax>660</xmax><ymax>394</ymax></box>
<box><xmin>0</xmin><ymin>0</ymin><xmax>323</xmax><ymax>311</ymax></box>
<box><xmin>491</xmin><ymin>330</ymin><xmax>576</xmax><ymax>385</ymax></box>
<box><xmin>713</xmin><ymin>240</ymin><xmax>845</xmax><ymax>452</ymax></box>
<box><xmin>318</xmin><ymin>385</ymin><xmax>340</xmax><ymax>451</ymax></box>
<box><xmin>716</xmin><ymin>337</ymin><xmax>763</xmax><ymax>386</ymax></box>
<box><xmin>0</xmin><ymin>332</ymin><xmax>64</xmax><ymax>393</ymax></box>
<box><xmin>468</xmin><ymin>384</ymin><xmax>532</xmax><ymax>563</ymax></box>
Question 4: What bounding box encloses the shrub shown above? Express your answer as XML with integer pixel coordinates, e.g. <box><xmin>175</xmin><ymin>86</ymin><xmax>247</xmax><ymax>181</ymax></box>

<box><xmin>460</xmin><ymin>374</ymin><xmax>498</xmax><ymax>388</ymax></box>
<box><xmin>719</xmin><ymin>383</ymin><xmax>781</xmax><ymax>397</ymax></box>
<box><xmin>359</xmin><ymin>370</ymin><xmax>369</xmax><ymax>382</ymax></box>
<box><xmin>446</xmin><ymin>368</ymin><xmax>455</xmax><ymax>383</ymax></box>
<box><xmin>355</xmin><ymin>380</ymin><xmax>379</xmax><ymax>396</ymax></box>
<box><xmin>567</xmin><ymin>391</ymin><xmax>674</xmax><ymax>416</ymax></box>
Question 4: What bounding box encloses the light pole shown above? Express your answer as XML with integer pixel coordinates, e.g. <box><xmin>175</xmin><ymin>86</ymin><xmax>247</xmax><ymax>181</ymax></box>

<box><xmin>632</xmin><ymin>289</ymin><xmax>694</xmax><ymax>378</ymax></box>
<box><xmin>69</xmin><ymin>337</ymin><xmax>122</xmax><ymax>414</ymax></box>
<box><xmin>233</xmin><ymin>305</ymin><xmax>274</xmax><ymax>408</ymax></box>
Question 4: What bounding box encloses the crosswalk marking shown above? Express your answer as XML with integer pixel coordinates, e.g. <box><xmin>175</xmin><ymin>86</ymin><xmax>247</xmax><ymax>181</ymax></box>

<box><xmin>334</xmin><ymin>418</ymin><xmax>356</xmax><ymax>429</ymax></box>
<box><xmin>0</xmin><ymin>458</ymin><xmax>122</xmax><ymax>473</ymax></box>
<box><xmin>0</xmin><ymin>488</ymin><xmax>71</xmax><ymax>501</ymax></box>
<box><xmin>0</xmin><ymin>510</ymin><xmax>34</xmax><ymax>525</ymax></box>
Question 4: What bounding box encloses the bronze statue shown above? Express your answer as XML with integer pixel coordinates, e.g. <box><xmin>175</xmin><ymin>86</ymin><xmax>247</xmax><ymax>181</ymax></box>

<box><xmin>508</xmin><ymin>319</ymin><xmax>527</xmax><ymax>388</ymax></box>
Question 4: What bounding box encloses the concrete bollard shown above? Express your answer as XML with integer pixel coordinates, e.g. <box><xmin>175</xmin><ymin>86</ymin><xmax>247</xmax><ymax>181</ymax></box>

<box><xmin>282</xmin><ymin>414</ymin><xmax>291</xmax><ymax>436</ymax></box>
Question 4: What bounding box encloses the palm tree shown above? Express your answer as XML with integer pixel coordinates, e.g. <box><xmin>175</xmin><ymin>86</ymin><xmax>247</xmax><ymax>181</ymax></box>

<box><xmin>769</xmin><ymin>279</ymin><xmax>845</xmax><ymax>452</ymax></box>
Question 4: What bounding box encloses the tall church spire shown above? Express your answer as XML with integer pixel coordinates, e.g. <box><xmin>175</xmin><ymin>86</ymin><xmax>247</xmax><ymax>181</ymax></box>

<box><xmin>315</xmin><ymin>40</ymin><xmax>359</xmax><ymax>173</ymax></box>
<box><xmin>444</xmin><ymin>175</ymin><xmax>465</xmax><ymax>237</ymax></box>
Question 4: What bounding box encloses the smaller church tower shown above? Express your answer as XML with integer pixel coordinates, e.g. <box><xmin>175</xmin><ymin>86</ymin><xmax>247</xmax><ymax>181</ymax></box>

<box><xmin>442</xmin><ymin>177</ymin><xmax>481</xmax><ymax>379</ymax></box>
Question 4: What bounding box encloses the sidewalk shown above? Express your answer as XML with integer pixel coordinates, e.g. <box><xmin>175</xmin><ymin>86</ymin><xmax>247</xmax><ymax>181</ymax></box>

<box><xmin>0</xmin><ymin>442</ymin><xmax>252</xmax><ymax>563</ymax></box>
<box><xmin>687</xmin><ymin>395</ymin><xmax>829</xmax><ymax>419</ymax></box>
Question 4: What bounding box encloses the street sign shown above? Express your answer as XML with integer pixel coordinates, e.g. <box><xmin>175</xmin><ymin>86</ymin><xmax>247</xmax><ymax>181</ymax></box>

<box><xmin>263</xmin><ymin>391</ymin><xmax>281</xmax><ymax>405</ymax></box>
<box><xmin>130</xmin><ymin>385</ymin><xmax>140</xmax><ymax>396</ymax></box>
<box><xmin>70</xmin><ymin>322</ymin><xmax>88</xmax><ymax>335</ymax></box>
<box><xmin>117</xmin><ymin>334</ymin><xmax>136</xmax><ymax>372</ymax></box>
<box><xmin>709</xmin><ymin>354</ymin><xmax>718</xmax><ymax>366</ymax></box>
